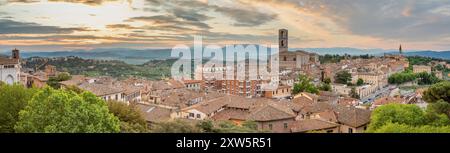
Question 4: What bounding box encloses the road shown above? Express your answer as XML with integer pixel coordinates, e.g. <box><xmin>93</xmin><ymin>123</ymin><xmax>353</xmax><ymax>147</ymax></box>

<box><xmin>360</xmin><ymin>85</ymin><xmax>397</xmax><ymax>104</ymax></box>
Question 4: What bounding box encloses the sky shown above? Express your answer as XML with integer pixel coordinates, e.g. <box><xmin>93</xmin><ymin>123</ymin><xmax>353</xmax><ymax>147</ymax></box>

<box><xmin>0</xmin><ymin>0</ymin><xmax>450</xmax><ymax>51</ymax></box>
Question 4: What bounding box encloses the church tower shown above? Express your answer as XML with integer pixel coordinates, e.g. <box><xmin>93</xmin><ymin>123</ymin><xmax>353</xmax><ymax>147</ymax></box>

<box><xmin>279</xmin><ymin>29</ymin><xmax>288</xmax><ymax>52</ymax></box>
<box><xmin>12</xmin><ymin>48</ymin><xmax>20</xmax><ymax>60</ymax></box>
<box><xmin>399</xmin><ymin>44</ymin><xmax>403</xmax><ymax>54</ymax></box>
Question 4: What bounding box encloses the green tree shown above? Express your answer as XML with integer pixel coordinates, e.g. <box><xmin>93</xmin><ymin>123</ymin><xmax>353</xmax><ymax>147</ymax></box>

<box><xmin>388</xmin><ymin>71</ymin><xmax>417</xmax><ymax>84</ymax></box>
<box><xmin>212</xmin><ymin>121</ymin><xmax>259</xmax><ymax>133</ymax></box>
<box><xmin>434</xmin><ymin>64</ymin><xmax>445</xmax><ymax>71</ymax></box>
<box><xmin>370</xmin><ymin>122</ymin><xmax>450</xmax><ymax>133</ymax></box>
<box><xmin>425</xmin><ymin>100</ymin><xmax>450</xmax><ymax>119</ymax></box>
<box><xmin>196</xmin><ymin>120</ymin><xmax>259</xmax><ymax>133</ymax></box>
<box><xmin>197</xmin><ymin>120</ymin><xmax>215</xmax><ymax>132</ymax></box>
<box><xmin>349</xmin><ymin>87</ymin><xmax>360</xmax><ymax>99</ymax></box>
<box><xmin>14</xmin><ymin>87</ymin><xmax>120</xmax><ymax>133</ymax></box>
<box><xmin>293</xmin><ymin>74</ymin><xmax>318</xmax><ymax>94</ymax></box>
<box><xmin>334</xmin><ymin>70</ymin><xmax>352</xmax><ymax>84</ymax></box>
<box><xmin>47</xmin><ymin>72</ymin><xmax>72</xmax><ymax>89</ymax></box>
<box><xmin>150</xmin><ymin>119</ymin><xmax>202</xmax><ymax>133</ymax></box>
<box><xmin>416</xmin><ymin>72</ymin><xmax>440</xmax><ymax>85</ymax></box>
<box><xmin>107</xmin><ymin>101</ymin><xmax>149</xmax><ymax>133</ymax></box>
<box><xmin>356</xmin><ymin>78</ymin><xmax>364</xmax><ymax>86</ymax></box>
<box><xmin>367</xmin><ymin>104</ymin><xmax>426</xmax><ymax>132</ymax></box>
<box><xmin>423</xmin><ymin>81</ymin><xmax>450</xmax><ymax>103</ymax></box>
<box><xmin>0</xmin><ymin>84</ymin><xmax>37</xmax><ymax>133</ymax></box>
<box><xmin>323</xmin><ymin>77</ymin><xmax>331</xmax><ymax>84</ymax></box>
<box><xmin>318</xmin><ymin>83</ymin><xmax>331</xmax><ymax>91</ymax></box>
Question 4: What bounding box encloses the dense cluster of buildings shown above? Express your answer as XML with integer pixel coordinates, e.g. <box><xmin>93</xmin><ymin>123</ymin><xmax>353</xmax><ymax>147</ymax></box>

<box><xmin>1</xmin><ymin>29</ymin><xmax>443</xmax><ymax>133</ymax></box>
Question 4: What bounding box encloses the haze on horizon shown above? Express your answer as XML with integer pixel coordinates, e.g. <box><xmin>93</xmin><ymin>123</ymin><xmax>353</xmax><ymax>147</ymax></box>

<box><xmin>1</xmin><ymin>0</ymin><xmax>450</xmax><ymax>52</ymax></box>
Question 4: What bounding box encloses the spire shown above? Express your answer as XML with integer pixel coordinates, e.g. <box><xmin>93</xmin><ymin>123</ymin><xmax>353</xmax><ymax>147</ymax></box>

<box><xmin>399</xmin><ymin>44</ymin><xmax>402</xmax><ymax>54</ymax></box>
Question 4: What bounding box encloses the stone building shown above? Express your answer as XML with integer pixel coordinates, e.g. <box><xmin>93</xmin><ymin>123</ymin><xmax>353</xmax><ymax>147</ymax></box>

<box><xmin>0</xmin><ymin>49</ymin><xmax>21</xmax><ymax>85</ymax></box>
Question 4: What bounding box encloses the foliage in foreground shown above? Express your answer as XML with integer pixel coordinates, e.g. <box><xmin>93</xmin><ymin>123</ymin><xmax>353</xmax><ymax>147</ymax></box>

<box><xmin>107</xmin><ymin>101</ymin><xmax>149</xmax><ymax>133</ymax></box>
<box><xmin>366</xmin><ymin>104</ymin><xmax>450</xmax><ymax>133</ymax></box>
<box><xmin>0</xmin><ymin>84</ymin><xmax>37</xmax><ymax>133</ymax></box>
<box><xmin>150</xmin><ymin>120</ymin><xmax>260</xmax><ymax>133</ymax></box>
<box><xmin>14</xmin><ymin>87</ymin><xmax>120</xmax><ymax>133</ymax></box>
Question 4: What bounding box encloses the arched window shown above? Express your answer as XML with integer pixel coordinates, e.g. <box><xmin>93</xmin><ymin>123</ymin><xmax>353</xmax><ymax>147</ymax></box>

<box><xmin>283</xmin><ymin>56</ymin><xmax>287</xmax><ymax>61</ymax></box>
<box><xmin>5</xmin><ymin>75</ymin><xmax>14</xmax><ymax>85</ymax></box>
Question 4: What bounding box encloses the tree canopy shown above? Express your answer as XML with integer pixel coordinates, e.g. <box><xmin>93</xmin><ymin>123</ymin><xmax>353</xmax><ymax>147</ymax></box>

<box><xmin>334</xmin><ymin>70</ymin><xmax>352</xmax><ymax>84</ymax></box>
<box><xmin>47</xmin><ymin>72</ymin><xmax>72</xmax><ymax>89</ymax></box>
<box><xmin>356</xmin><ymin>78</ymin><xmax>364</xmax><ymax>86</ymax></box>
<box><xmin>366</xmin><ymin>104</ymin><xmax>450</xmax><ymax>133</ymax></box>
<box><xmin>293</xmin><ymin>74</ymin><xmax>318</xmax><ymax>94</ymax></box>
<box><xmin>107</xmin><ymin>101</ymin><xmax>149</xmax><ymax>133</ymax></box>
<box><xmin>423</xmin><ymin>81</ymin><xmax>450</xmax><ymax>103</ymax></box>
<box><xmin>0</xmin><ymin>84</ymin><xmax>37</xmax><ymax>133</ymax></box>
<box><xmin>14</xmin><ymin>87</ymin><xmax>120</xmax><ymax>133</ymax></box>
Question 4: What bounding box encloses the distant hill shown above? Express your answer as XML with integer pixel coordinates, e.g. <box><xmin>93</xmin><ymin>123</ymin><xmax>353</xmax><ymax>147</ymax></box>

<box><xmin>2</xmin><ymin>47</ymin><xmax>449</xmax><ymax>64</ymax></box>
<box><xmin>2</xmin><ymin>48</ymin><xmax>173</xmax><ymax>65</ymax></box>
<box><xmin>388</xmin><ymin>51</ymin><xmax>450</xmax><ymax>60</ymax></box>
<box><xmin>292</xmin><ymin>47</ymin><xmax>395</xmax><ymax>55</ymax></box>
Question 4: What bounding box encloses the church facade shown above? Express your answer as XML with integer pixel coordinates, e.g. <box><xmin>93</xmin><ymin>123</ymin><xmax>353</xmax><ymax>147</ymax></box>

<box><xmin>277</xmin><ymin>29</ymin><xmax>320</xmax><ymax>71</ymax></box>
<box><xmin>0</xmin><ymin>49</ymin><xmax>21</xmax><ymax>85</ymax></box>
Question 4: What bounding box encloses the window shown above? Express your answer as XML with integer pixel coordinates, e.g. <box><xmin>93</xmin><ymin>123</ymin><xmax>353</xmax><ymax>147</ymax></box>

<box><xmin>348</xmin><ymin>128</ymin><xmax>353</xmax><ymax>133</ymax></box>
<box><xmin>269</xmin><ymin>124</ymin><xmax>273</xmax><ymax>130</ymax></box>
<box><xmin>115</xmin><ymin>94</ymin><xmax>118</xmax><ymax>100</ymax></box>
<box><xmin>283</xmin><ymin>56</ymin><xmax>287</xmax><ymax>61</ymax></box>
<box><xmin>189</xmin><ymin>113</ymin><xmax>194</xmax><ymax>118</ymax></box>
<box><xmin>364</xmin><ymin>126</ymin><xmax>367</xmax><ymax>131</ymax></box>
<box><xmin>293</xmin><ymin>58</ymin><xmax>296</xmax><ymax>61</ymax></box>
<box><xmin>283</xmin><ymin>123</ymin><xmax>288</xmax><ymax>129</ymax></box>
<box><xmin>196</xmin><ymin>114</ymin><xmax>201</xmax><ymax>118</ymax></box>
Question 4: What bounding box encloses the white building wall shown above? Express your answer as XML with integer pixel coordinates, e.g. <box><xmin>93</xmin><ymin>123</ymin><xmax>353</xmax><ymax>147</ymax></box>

<box><xmin>0</xmin><ymin>64</ymin><xmax>20</xmax><ymax>85</ymax></box>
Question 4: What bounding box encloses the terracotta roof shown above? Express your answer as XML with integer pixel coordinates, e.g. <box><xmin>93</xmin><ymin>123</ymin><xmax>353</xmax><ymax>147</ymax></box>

<box><xmin>0</xmin><ymin>57</ymin><xmax>19</xmax><ymax>65</ymax></box>
<box><xmin>337</xmin><ymin>97</ymin><xmax>358</xmax><ymax>106</ymax></box>
<box><xmin>59</xmin><ymin>75</ymin><xmax>88</xmax><ymax>86</ymax></box>
<box><xmin>302</xmin><ymin>102</ymin><xmax>371</xmax><ymax>127</ymax></box>
<box><xmin>137</xmin><ymin>103</ymin><xmax>173</xmax><ymax>123</ymax></box>
<box><xmin>115</xmin><ymin>81</ymin><xmax>142</xmax><ymax>95</ymax></box>
<box><xmin>167</xmin><ymin>79</ymin><xmax>185</xmax><ymax>89</ymax></box>
<box><xmin>182</xmin><ymin>79</ymin><xmax>203</xmax><ymax>84</ymax></box>
<box><xmin>290</xmin><ymin>119</ymin><xmax>339</xmax><ymax>133</ymax></box>
<box><xmin>151</xmin><ymin>81</ymin><xmax>172</xmax><ymax>90</ymax></box>
<box><xmin>78</xmin><ymin>82</ymin><xmax>124</xmax><ymax>96</ymax></box>
<box><xmin>211</xmin><ymin>109</ymin><xmax>250</xmax><ymax>121</ymax></box>
<box><xmin>373</xmin><ymin>97</ymin><xmax>405</xmax><ymax>106</ymax></box>
<box><xmin>293</xmin><ymin>96</ymin><xmax>315</xmax><ymax>107</ymax></box>
<box><xmin>247</xmin><ymin>103</ymin><xmax>296</xmax><ymax>121</ymax></box>
<box><xmin>334</xmin><ymin>106</ymin><xmax>371</xmax><ymax>127</ymax></box>
<box><xmin>183</xmin><ymin>96</ymin><xmax>229</xmax><ymax>115</ymax></box>
<box><xmin>315</xmin><ymin>110</ymin><xmax>338</xmax><ymax>123</ymax></box>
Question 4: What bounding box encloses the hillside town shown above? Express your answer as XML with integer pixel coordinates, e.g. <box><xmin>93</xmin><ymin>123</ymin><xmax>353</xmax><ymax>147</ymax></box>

<box><xmin>1</xmin><ymin>29</ymin><xmax>449</xmax><ymax>133</ymax></box>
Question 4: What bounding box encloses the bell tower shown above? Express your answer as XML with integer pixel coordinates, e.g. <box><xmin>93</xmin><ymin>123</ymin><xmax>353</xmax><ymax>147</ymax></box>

<box><xmin>279</xmin><ymin>29</ymin><xmax>288</xmax><ymax>52</ymax></box>
<box><xmin>12</xmin><ymin>48</ymin><xmax>20</xmax><ymax>60</ymax></box>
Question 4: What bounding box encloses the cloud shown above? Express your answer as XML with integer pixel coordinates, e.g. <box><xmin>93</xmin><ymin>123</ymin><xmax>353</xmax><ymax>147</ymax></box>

<box><xmin>267</xmin><ymin>0</ymin><xmax>450</xmax><ymax>41</ymax></box>
<box><xmin>6</xmin><ymin>0</ymin><xmax>40</xmax><ymax>3</ymax></box>
<box><xmin>0</xmin><ymin>19</ymin><xmax>93</xmax><ymax>34</ymax></box>
<box><xmin>126</xmin><ymin>15</ymin><xmax>212</xmax><ymax>31</ymax></box>
<box><xmin>213</xmin><ymin>6</ymin><xmax>277</xmax><ymax>27</ymax></box>
<box><xmin>5</xmin><ymin>0</ymin><xmax>120</xmax><ymax>6</ymax></box>
<box><xmin>106</xmin><ymin>24</ymin><xmax>139</xmax><ymax>29</ymax></box>
<box><xmin>144</xmin><ymin>0</ymin><xmax>277</xmax><ymax>27</ymax></box>
<box><xmin>47</xmin><ymin>0</ymin><xmax>119</xmax><ymax>6</ymax></box>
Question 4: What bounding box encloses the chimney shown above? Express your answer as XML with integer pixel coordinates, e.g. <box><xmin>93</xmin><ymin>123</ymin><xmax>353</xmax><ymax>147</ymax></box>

<box><xmin>12</xmin><ymin>48</ymin><xmax>20</xmax><ymax>60</ymax></box>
